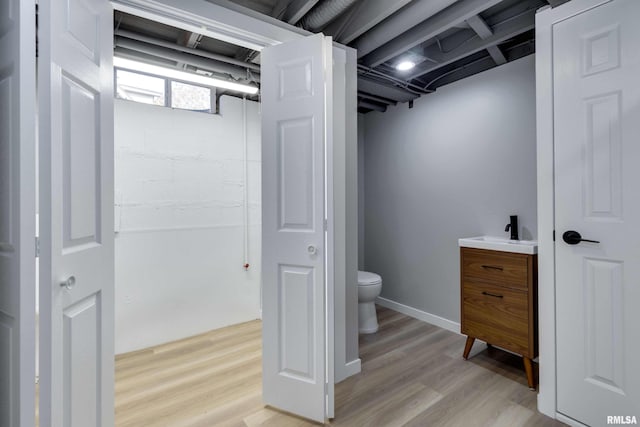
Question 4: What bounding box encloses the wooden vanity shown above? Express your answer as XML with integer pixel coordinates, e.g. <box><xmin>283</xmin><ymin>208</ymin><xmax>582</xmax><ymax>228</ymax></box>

<box><xmin>460</xmin><ymin>246</ymin><xmax>538</xmax><ymax>389</ymax></box>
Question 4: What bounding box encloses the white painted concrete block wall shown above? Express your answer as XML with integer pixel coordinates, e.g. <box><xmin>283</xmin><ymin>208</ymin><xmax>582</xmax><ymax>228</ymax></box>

<box><xmin>114</xmin><ymin>96</ymin><xmax>261</xmax><ymax>355</ymax></box>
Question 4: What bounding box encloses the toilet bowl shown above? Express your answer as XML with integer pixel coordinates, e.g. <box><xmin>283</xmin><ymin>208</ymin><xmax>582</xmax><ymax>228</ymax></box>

<box><xmin>358</xmin><ymin>271</ymin><xmax>382</xmax><ymax>334</ymax></box>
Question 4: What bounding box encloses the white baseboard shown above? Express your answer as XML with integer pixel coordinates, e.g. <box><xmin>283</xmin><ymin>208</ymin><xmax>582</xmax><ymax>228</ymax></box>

<box><xmin>376</xmin><ymin>297</ymin><xmax>461</xmax><ymax>334</ymax></box>
<box><xmin>556</xmin><ymin>413</ymin><xmax>588</xmax><ymax>427</ymax></box>
<box><xmin>335</xmin><ymin>358</ymin><xmax>361</xmax><ymax>383</ymax></box>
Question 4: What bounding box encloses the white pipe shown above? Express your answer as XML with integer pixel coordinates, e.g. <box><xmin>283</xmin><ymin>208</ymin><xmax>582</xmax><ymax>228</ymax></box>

<box><xmin>242</xmin><ymin>96</ymin><xmax>249</xmax><ymax>270</ymax></box>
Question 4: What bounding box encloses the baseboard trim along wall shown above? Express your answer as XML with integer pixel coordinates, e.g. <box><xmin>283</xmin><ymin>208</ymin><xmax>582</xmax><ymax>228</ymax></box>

<box><xmin>376</xmin><ymin>297</ymin><xmax>461</xmax><ymax>334</ymax></box>
<box><xmin>555</xmin><ymin>413</ymin><xmax>588</xmax><ymax>427</ymax></box>
<box><xmin>336</xmin><ymin>358</ymin><xmax>362</xmax><ymax>383</ymax></box>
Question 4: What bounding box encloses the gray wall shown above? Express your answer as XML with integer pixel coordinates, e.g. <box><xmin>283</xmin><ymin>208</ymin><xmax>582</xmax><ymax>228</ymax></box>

<box><xmin>345</xmin><ymin>48</ymin><xmax>360</xmax><ymax>367</ymax></box>
<box><xmin>362</xmin><ymin>55</ymin><xmax>537</xmax><ymax>323</ymax></box>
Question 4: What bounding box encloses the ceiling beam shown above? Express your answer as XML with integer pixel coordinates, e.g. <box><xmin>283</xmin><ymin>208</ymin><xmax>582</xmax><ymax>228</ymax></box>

<box><xmin>283</xmin><ymin>0</ymin><xmax>321</xmax><ymax>25</ymax></box>
<box><xmin>357</xmin><ymin>77</ymin><xmax>418</xmax><ymax>103</ymax></box>
<box><xmin>358</xmin><ymin>91</ymin><xmax>397</xmax><ymax>105</ymax></box>
<box><xmin>486</xmin><ymin>45</ymin><xmax>507</xmax><ymax>65</ymax></box>
<box><xmin>546</xmin><ymin>0</ymin><xmax>570</xmax><ymax>7</ymax></box>
<box><xmin>361</xmin><ymin>0</ymin><xmax>504</xmax><ymax>67</ymax></box>
<box><xmin>114</xmin><ymin>38</ymin><xmax>256</xmax><ymax>80</ymax></box>
<box><xmin>422</xmin><ymin>55</ymin><xmax>496</xmax><ymax>89</ymax></box>
<box><xmin>176</xmin><ymin>31</ymin><xmax>203</xmax><ymax>69</ymax></box>
<box><xmin>115</xmin><ymin>29</ymin><xmax>261</xmax><ymax>71</ymax></box>
<box><xmin>465</xmin><ymin>14</ymin><xmax>492</xmax><ymax>38</ymax></box>
<box><xmin>353</xmin><ymin>0</ymin><xmax>458</xmax><ymax>59</ymax></box>
<box><xmin>323</xmin><ymin>0</ymin><xmax>412</xmax><ymax>44</ymax></box>
<box><xmin>270</xmin><ymin>0</ymin><xmax>290</xmax><ymax>18</ymax></box>
<box><xmin>406</xmin><ymin>8</ymin><xmax>534</xmax><ymax>80</ymax></box>
<box><xmin>466</xmin><ymin>15</ymin><xmax>506</xmax><ymax>65</ymax></box>
<box><xmin>358</xmin><ymin>100</ymin><xmax>387</xmax><ymax>113</ymax></box>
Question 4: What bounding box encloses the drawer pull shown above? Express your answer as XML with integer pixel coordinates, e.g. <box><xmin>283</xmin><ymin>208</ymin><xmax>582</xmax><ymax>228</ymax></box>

<box><xmin>481</xmin><ymin>265</ymin><xmax>504</xmax><ymax>271</ymax></box>
<box><xmin>482</xmin><ymin>291</ymin><xmax>504</xmax><ymax>299</ymax></box>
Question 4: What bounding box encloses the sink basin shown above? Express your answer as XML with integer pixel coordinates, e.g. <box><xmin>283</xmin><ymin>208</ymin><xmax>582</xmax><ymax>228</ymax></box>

<box><xmin>458</xmin><ymin>236</ymin><xmax>538</xmax><ymax>255</ymax></box>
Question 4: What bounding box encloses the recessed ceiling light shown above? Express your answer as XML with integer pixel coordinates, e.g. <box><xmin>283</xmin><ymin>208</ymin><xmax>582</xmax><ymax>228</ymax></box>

<box><xmin>396</xmin><ymin>60</ymin><xmax>416</xmax><ymax>71</ymax></box>
<box><xmin>113</xmin><ymin>57</ymin><xmax>259</xmax><ymax>95</ymax></box>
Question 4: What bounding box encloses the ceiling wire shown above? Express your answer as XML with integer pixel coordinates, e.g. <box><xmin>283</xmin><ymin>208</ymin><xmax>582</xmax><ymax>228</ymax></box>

<box><xmin>421</xmin><ymin>38</ymin><xmax>535</xmax><ymax>91</ymax></box>
<box><xmin>358</xmin><ymin>64</ymin><xmax>432</xmax><ymax>95</ymax></box>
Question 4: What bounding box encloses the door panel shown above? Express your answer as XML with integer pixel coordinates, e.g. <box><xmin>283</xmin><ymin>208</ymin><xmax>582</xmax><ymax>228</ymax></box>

<box><xmin>261</xmin><ymin>34</ymin><xmax>333</xmax><ymax>423</ymax></box>
<box><xmin>554</xmin><ymin>0</ymin><xmax>640</xmax><ymax>424</ymax></box>
<box><xmin>39</xmin><ymin>0</ymin><xmax>114</xmax><ymax>425</ymax></box>
<box><xmin>0</xmin><ymin>1</ymin><xmax>36</xmax><ymax>426</ymax></box>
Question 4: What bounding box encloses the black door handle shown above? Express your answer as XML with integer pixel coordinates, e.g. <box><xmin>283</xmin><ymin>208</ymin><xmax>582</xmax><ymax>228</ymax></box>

<box><xmin>562</xmin><ymin>230</ymin><xmax>600</xmax><ymax>245</ymax></box>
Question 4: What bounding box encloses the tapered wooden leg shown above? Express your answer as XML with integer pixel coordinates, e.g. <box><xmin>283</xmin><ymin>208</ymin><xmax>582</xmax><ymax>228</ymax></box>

<box><xmin>462</xmin><ymin>336</ymin><xmax>475</xmax><ymax>360</ymax></box>
<box><xmin>523</xmin><ymin>357</ymin><xmax>535</xmax><ymax>390</ymax></box>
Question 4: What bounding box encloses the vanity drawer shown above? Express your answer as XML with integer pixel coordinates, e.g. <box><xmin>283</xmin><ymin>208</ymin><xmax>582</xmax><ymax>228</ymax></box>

<box><xmin>461</xmin><ymin>282</ymin><xmax>530</xmax><ymax>355</ymax></box>
<box><xmin>461</xmin><ymin>248</ymin><xmax>528</xmax><ymax>289</ymax></box>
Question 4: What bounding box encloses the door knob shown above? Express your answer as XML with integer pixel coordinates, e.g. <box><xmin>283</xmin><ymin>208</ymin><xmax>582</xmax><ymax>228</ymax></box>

<box><xmin>562</xmin><ymin>230</ymin><xmax>600</xmax><ymax>245</ymax></box>
<box><xmin>307</xmin><ymin>245</ymin><xmax>317</xmax><ymax>255</ymax></box>
<box><xmin>60</xmin><ymin>276</ymin><xmax>76</xmax><ymax>290</ymax></box>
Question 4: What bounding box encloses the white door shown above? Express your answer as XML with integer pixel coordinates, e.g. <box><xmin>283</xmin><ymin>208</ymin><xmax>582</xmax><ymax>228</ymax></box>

<box><xmin>0</xmin><ymin>1</ymin><xmax>36</xmax><ymax>426</ymax></box>
<box><xmin>554</xmin><ymin>0</ymin><xmax>640</xmax><ymax>424</ymax></box>
<box><xmin>261</xmin><ymin>33</ymin><xmax>334</xmax><ymax>423</ymax></box>
<box><xmin>38</xmin><ymin>0</ymin><xmax>114</xmax><ymax>425</ymax></box>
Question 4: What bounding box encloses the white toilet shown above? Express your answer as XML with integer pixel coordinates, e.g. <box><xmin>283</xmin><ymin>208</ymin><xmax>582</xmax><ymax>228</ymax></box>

<box><xmin>357</xmin><ymin>270</ymin><xmax>383</xmax><ymax>334</ymax></box>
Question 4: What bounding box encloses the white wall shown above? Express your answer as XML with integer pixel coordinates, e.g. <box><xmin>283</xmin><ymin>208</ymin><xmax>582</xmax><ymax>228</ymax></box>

<box><xmin>114</xmin><ymin>96</ymin><xmax>261</xmax><ymax>354</ymax></box>
<box><xmin>362</xmin><ymin>55</ymin><xmax>537</xmax><ymax>324</ymax></box>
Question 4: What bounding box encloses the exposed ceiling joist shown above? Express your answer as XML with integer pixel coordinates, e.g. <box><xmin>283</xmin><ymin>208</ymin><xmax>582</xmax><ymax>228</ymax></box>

<box><xmin>323</xmin><ymin>0</ymin><xmax>412</xmax><ymax>44</ymax></box>
<box><xmin>465</xmin><ymin>14</ymin><xmax>492</xmax><ymax>38</ymax></box>
<box><xmin>486</xmin><ymin>45</ymin><xmax>507</xmax><ymax>65</ymax></box>
<box><xmin>114</xmin><ymin>38</ymin><xmax>257</xmax><ymax>80</ymax></box>
<box><xmin>357</xmin><ymin>77</ymin><xmax>418</xmax><ymax>103</ymax></box>
<box><xmin>115</xmin><ymin>29</ymin><xmax>261</xmax><ymax>72</ymax></box>
<box><xmin>407</xmin><ymin>8</ymin><xmax>534</xmax><ymax>80</ymax></box>
<box><xmin>353</xmin><ymin>0</ymin><xmax>459</xmax><ymax>59</ymax></box>
<box><xmin>358</xmin><ymin>100</ymin><xmax>387</xmax><ymax>112</ymax></box>
<box><xmin>283</xmin><ymin>0</ymin><xmax>321</xmax><ymax>24</ymax></box>
<box><xmin>176</xmin><ymin>31</ymin><xmax>203</xmax><ymax>69</ymax></box>
<box><xmin>358</xmin><ymin>91</ymin><xmax>397</xmax><ymax>105</ymax></box>
<box><xmin>546</xmin><ymin>0</ymin><xmax>570</xmax><ymax>7</ymax></box>
<box><xmin>423</xmin><ymin>55</ymin><xmax>496</xmax><ymax>89</ymax></box>
<box><xmin>183</xmin><ymin>31</ymin><xmax>203</xmax><ymax>48</ymax></box>
<box><xmin>466</xmin><ymin>15</ymin><xmax>506</xmax><ymax>65</ymax></box>
<box><xmin>361</xmin><ymin>0</ymin><xmax>504</xmax><ymax>67</ymax></box>
<box><xmin>270</xmin><ymin>0</ymin><xmax>290</xmax><ymax>18</ymax></box>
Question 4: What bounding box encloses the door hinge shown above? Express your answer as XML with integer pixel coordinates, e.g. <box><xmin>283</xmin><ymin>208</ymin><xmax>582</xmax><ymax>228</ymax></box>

<box><xmin>323</xmin><ymin>219</ymin><xmax>328</xmax><ymax>231</ymax></box>
<box><xmin>35</xmin><ymin>236</ymin><xmax>40</xmax><ymax>258</ymax></box>
<box><xmin>553</xmin><ymin>230</ymin><xmax>556</xmax><ymax>242</ymax></box>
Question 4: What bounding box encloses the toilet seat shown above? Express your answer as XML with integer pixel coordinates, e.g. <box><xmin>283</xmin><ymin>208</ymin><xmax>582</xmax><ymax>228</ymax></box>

<box><xmin>358</xmin><ymin>270</ymin><xmax>382</xmax><ymax>286</ymax></box>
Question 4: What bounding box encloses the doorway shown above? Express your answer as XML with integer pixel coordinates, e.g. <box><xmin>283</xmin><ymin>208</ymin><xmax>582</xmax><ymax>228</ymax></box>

<box><xmin>31</xmin><ymin>0</ymin><xmax>355</xmax><ymax>425</ymax></box>
<box><xmin>110</xmin><ymin>13</ymin><xmax>263</xmax><ymax>424</ymax></box>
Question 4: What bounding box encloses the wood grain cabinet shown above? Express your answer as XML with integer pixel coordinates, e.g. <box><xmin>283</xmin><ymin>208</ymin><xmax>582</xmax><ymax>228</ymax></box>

<box><xmin>460</xmin><ymin>247</ymin><xmax>538</xmax><ymax>389</ymax></box>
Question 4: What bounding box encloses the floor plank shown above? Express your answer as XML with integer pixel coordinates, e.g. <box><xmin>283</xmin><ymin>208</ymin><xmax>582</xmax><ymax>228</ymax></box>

<box><xmin>114</xmin><ymin>306</ymin><xmax>565</xmax><ymax>427</ymax></box>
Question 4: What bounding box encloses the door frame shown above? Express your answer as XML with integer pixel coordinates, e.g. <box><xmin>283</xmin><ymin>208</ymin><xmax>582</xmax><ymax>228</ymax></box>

<box><xmin>535</xmin><ymin>0</ymin><xmax>614</xmax><ymax>422</ymax></box>
<box><xmin>111</xmin><ymin>0</ymin><xmax>360</xmax><ymax>386</ymax></box>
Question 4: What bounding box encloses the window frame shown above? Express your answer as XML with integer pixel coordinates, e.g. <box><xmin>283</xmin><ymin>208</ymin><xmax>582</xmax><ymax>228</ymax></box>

<box><xmin>114</xmin><ymin>65</ymin><xmax>217</xmax><ymax>114</ymax></box>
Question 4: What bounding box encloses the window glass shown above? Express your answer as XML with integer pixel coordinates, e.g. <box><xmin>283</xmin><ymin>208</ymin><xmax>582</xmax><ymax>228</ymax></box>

<box><xmin>116</xmin><ymin>69</ymin><xmax>166</xmax><ymax>106</ymax></box>
<box><xmin>171</xmin><ymin>81</ymin><xmax>212</xmax><ymax>113</ymax></box>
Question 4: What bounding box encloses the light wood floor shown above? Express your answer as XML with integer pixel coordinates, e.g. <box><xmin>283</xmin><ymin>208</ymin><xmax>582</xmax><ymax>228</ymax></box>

<box><xmin>115</xmin><ymin>306</ymin><xmax>566</xmax><ymax>427</ymax></box>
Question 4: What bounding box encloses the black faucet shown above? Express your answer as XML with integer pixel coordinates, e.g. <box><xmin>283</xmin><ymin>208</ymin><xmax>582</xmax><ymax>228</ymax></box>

<box><xmin>505</xmin><ymin>215</ymin><xmax>519</xmax><ymax>240</ymax></box>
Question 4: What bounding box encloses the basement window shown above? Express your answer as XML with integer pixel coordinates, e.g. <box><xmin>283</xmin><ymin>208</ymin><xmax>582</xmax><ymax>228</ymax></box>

<box><xmin>115</xmin><ymin>68</ymin><xmax>215</xmax><ymax>114</ymax></box>
<box><xmin>116</xmin><ymin>69</ymin><xmax>166</xmax><ymax>106</ymax></box>
<box><xmin>170</xmin><ymin>81</ymin><xmax>212</xmax><ymax>113</ymax></box>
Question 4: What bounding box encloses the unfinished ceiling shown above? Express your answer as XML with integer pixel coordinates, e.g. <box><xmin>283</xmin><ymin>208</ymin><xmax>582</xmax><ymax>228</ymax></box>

<box><xmin>114</xmin><ymin>0</ymin><xmax>570</xmax><ymax>112</ymax></box>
